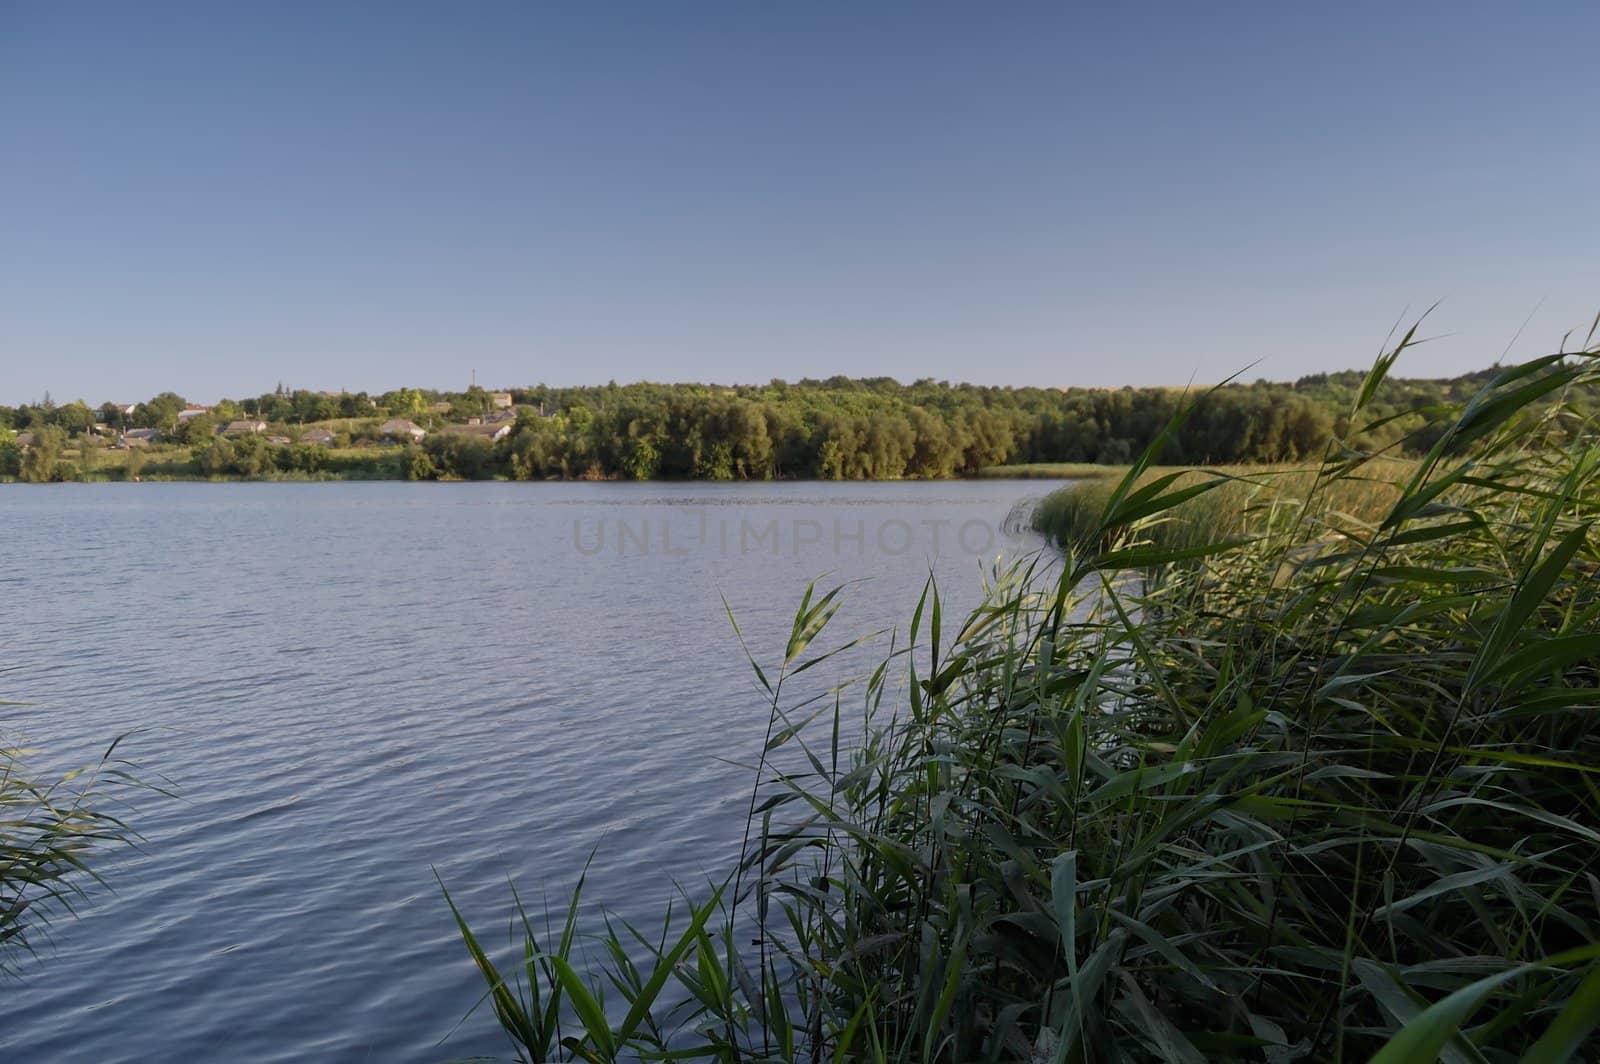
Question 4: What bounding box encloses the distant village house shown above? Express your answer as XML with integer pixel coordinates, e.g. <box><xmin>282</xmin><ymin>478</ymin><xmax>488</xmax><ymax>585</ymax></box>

<box><xmin>379</xmin><ymin>418</ymin><xmax>426</xmax><ymax>442</ymax></box>
<box><xmin>302</xmin><ymin>428</ymin><xmax>337</xmax><ymax>446</ymax></box>
<box><xmin>489</xmin><ymin>392</ymin><xmax>513</xmax><ymax>410</ymax></box>
<box><xmin>224</xmin><ymin>419</ymin><xmax>268</xmax><ymax>436</ymax></box>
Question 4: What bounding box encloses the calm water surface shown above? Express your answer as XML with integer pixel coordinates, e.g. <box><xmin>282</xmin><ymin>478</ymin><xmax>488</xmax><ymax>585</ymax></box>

<box><xmin>0</xmin><ymin>480</ymin><xmax>1060</xmax><ymax>1062</ymax></box>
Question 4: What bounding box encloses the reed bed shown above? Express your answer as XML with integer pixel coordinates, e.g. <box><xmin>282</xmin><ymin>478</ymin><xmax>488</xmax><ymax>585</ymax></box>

<box><xmin>447</xmin><ymin>341</ymin><xmax>1600</xmax><ymax>1062</ymax></box>
<box><xmin>1030</xmin><ymin>458</ymin><xmax>1414</xmax><ymax>558</ymax></box>
<box><xmin>973</xmin><ymin>463</ymin><xmax>1131</xmax><ymax>480</ymax></box>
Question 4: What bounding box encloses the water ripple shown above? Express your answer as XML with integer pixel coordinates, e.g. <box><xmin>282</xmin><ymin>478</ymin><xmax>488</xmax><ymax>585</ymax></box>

<box><xmin>0</xmin><ymin>480</ymin><xmax>1052</xmax><ymax>1062</ymax></box>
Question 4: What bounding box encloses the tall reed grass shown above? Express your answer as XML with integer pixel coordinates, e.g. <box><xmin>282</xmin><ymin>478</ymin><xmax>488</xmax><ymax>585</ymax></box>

<box><xmin>447</xmin><ymin>335</ymin><xmax>1600</xmax><ymax>1062</ymax></box>
<box><xmin>0</xmin><ymin>726</ymin><xmax>141</xmax><ymax>972</ymax></box>
<box><xmin>1030</xmin><ymin>458</ymin><xmax>1413</xmax><ymax>558</ymax></box>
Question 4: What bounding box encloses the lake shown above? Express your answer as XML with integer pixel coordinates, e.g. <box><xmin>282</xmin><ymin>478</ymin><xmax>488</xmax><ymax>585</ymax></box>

<box><xmin>0</xmin><ymin>480</ymin><xmax>1062</xmax><ymax>1063</ymax></box>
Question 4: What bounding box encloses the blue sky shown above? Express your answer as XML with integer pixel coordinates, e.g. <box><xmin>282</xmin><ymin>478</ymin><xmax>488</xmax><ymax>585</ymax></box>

<box><xmin>2</xmin><ymin>2</ymin><xmax>1598</xmax><ymax>404</ymax></box>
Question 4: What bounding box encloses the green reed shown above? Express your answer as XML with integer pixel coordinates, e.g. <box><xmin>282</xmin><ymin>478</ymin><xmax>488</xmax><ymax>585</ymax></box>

<box><xmin>446</xmin><ymin>330</ymin><xmax>1600</xmax><ymax>1062</ymax></box>
<box><xmin>1029</xmin><ymin>457</ymin><xmax>1412</xmax><ymax>559</ymax></box>
<box><xmin>1</xmin><ymin>728</ymin><xmax>142</xmax><ymax>973</ymax></box>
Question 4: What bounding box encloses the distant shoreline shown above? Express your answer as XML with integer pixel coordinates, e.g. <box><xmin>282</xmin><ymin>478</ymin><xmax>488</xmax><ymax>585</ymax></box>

<box><xmin>0</xmin><ymin>466</ymin><xmax>1111</xmax><ymax>486</ymax></box>
<box><xmin>2</xmin><ymin>363</ymin><xmax>1533</xmax><ymax>484</ymax></box>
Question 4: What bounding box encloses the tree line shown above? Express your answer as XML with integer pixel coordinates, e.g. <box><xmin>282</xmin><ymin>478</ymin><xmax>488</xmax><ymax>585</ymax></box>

<box><xmin>339</xmin><ymin>367</ymin><xmax>1576</xmax><ymax>480</ymax></box>
<box><xmin>2</xmin><ymin>364</ymin><xmax>1587</xmax><ymax>482</ymax></box>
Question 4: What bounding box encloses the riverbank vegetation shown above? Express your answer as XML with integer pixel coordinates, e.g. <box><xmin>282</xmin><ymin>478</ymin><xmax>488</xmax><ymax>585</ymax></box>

<box><xmin>0</xmin><ymin>726</ymin><xmax>141</xmax><ymax>974</ymax></box>
<box><xmin>446</xmin><ymin>340</ymin><xmax>1600</xmax><ymax>1060</ymax></box>
<box><xmin>972</xmin><ymin>462</ymin><xmax>1132</xmax><ymax>480</ymax></box>
<box><xmin>1030</xmin><ymin>457</ymin><xmax>1414</xmax><ymax>557</ymax></box>
<box><xmin>6</xmin><ymin>358</ymin><xmax>1594</xmax><ymax>483</ymax></box>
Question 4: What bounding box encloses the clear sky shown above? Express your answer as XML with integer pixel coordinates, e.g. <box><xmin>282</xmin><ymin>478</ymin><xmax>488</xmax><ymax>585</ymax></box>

<box><xmin>3</xmin><ymin>1</ymin><xmax>1598</xmax><ymax>404</ymax></box>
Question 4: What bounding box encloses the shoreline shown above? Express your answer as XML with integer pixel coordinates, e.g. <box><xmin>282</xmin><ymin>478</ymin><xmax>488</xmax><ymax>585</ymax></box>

<box><xmin>0</xmin><ymin>468</ymin><xmax>1111</xmax><ymax>486</ymax></box>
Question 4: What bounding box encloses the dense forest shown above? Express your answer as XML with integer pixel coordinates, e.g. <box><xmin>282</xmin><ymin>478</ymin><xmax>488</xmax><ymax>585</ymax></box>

<box><xmin>0</xmin><ymin>363</ymin><xmax>1582</xmax><ymax>482</ymax></box>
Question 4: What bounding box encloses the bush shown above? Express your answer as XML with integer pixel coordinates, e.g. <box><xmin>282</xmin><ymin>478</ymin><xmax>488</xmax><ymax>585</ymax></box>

<box><xmin>402</xmin><ymin>445</ymin><xmax>436</xmax><ymax>481</ymax></box>
<box><xmin>281</xmin><ymin>444</ymin><xmax>327</xmax><ymax>475</ymax></box>
<box><xmin>18</xmin><ymin>426</ymin><xmax>65</xmax><ymax>483</ymax></box>
<box><xmin>422</xmin><ymin>434</ymin><xmax>495</xmax><ymax>479</ymax></box>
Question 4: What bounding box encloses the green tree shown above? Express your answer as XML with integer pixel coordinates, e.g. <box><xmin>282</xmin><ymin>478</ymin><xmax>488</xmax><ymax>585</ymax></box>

<box><xmin>55</xmin><ymin>401</ymin><xmax>96</xmax><ymax>436</ymax></box>
<box><xmin>290</xmin><ymin>390</ymin><xmax>339</xmax><ymax>423</ymax></box>
<box><xmin>97</xmin><ymin>403</ymin><xmax>129</xmax><ymax>431</ymax></box>
<box><xmin>624</xmin><ymin>435</ymin><xmax>659</xmax><ymax>480</ymax></box>
<box><xmin>728</xmin><ymin>400</ymin><xmax>773</xmax><ymax>478</ymax></box>
<box><xmin>19</xmin><ymin>426</ymin><xmax>65</xmax><ymax>483</ymax></box>
<box><xmin>1099</xmin><ymin>437</ymin><xmax>1133</xmax><ymax>464</ymax></box>
<box><xmin>133</xmin><ymin>392</ymin><xmax>186</xmax><ymax>433</ymax></box>
<box><xmin>453</xmin><ymin>385</ymin><xmax>492</xmax><ymax>419</ymax></box>
<box><xmin>504</xmin><ymin>417</ymin><xmax>565</xmax><ymax>479</ymax></box>
<box><xmin>907</xmin><ymin>407</ymin><xmax>961</xmax><ymax>477</ymax></box>
<box><xmin>173</xmin><ymin>413</ymin><xmax>218</xmax><ymax>445</ymax></box>
<box><xmin>698</xmin><ymin>440</ymin><xmax>735</xmax><ymax>480</ymax></box>
<box><xmin>0</xmin><ymin>429</ymin><xmax>19</xmax><ymax>478</ymax></box>
<box><xmin>77</xmin><ymin>436</ymin><xmax>100</xmax><ymax>479</ymax></box>
<box><xmin>383</xmin><ymin>388</ymin><xmax>427</xmax><ymax>418</ymax></box>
